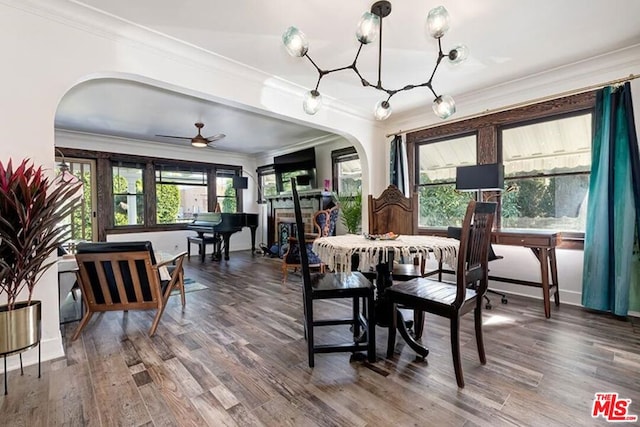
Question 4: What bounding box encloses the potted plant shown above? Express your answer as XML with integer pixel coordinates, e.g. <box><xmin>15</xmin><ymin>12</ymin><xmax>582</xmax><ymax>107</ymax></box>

<box><xmin>338</xmin><ymin>190</ymin><xmax>362</xmax><ymax>234</ymax></box>
<box><xmin>0</xmin><ymin>159</ymin><xmax>81</xmax><ymax>359</ymax></box>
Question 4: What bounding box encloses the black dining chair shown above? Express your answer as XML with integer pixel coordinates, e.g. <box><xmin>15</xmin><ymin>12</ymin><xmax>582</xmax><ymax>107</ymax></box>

<box><xmin>385</xmin><ymin>200</ymin><xmax>496</xmax><ymax>388</ymax></box>
<box><xmin>443</xmin><ymin>226</ymin><xmax>508</xmax><ymax>309</ymax></box>
<box><xmin>291</xmin><ymin>178</ymin><xmax>376</xmax><ymax>367</ymax></box>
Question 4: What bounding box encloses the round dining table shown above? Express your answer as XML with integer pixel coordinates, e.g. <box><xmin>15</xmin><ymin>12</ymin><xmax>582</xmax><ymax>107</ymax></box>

<box><xmin>312</xmin><ymin>234</ymin><xmax>459</xmax><ymax>274</ymax></box>
<box><xmin>312</xmin><ymin>233</ymin><xmax>460</xmax><ymax>357</ymax></box>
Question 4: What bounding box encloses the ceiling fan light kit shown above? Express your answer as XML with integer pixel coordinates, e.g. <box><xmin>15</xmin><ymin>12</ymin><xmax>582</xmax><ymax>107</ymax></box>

<box><xmin>282</xmin><ymin>1</ymin><xmax>467</xmax><ymax>121</ymax></box>
<box><xmin>156</xmin><ymin>122</ymin><xmax>226</xmax><ymax>148</ymax></box>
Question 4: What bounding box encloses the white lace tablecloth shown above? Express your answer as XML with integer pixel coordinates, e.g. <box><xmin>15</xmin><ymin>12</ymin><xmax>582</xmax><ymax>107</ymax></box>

<box><xmin>312</xmin><ymin>234</ymin><xmax>459</xmax><ymax>273</ymax></box>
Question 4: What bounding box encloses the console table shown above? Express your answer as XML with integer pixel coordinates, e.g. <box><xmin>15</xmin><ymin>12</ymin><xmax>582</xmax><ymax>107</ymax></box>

<box><xmin>431</xmin><ymin>229</ymin><xmax>561</xmax><ymax>318</ymax></box>
<box><xmin>491</xmin><ymin>229</ymin><xmax>560</xmax><ymax>318</ymax></box>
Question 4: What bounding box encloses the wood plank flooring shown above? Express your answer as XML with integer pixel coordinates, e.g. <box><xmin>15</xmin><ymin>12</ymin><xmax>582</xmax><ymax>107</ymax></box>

<box><xmin>2</xmin><ymin>251</ymin><xmax>639</xmax><ymax>426</ymax></box>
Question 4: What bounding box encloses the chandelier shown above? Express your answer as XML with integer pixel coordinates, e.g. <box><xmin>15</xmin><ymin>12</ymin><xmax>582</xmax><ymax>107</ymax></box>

<box><xmin>282</xmin><ymin>1</ymin><xmax>468</xmax><ymax>121</ymax></box>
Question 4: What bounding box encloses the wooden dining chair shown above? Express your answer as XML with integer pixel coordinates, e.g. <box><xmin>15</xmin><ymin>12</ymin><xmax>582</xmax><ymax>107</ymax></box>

<box><xmin>292</xmin><ymin>179</ymin><xmax>376</xmax><ymax>367</ymax></box>
<box><xmin>368</xmin><ymin>185</ymin><xmax>425</xmax><ymax>333</ymax></box>
<box><xmin>385</xmin><ymin>201</ymin><xmax>496</xmax><ymax>388</ymax></box>
<box><xmin>72</xmin><ymin>241</ymin><xmax>187</xmax><ymax>340</ymax></box>
<box><xmin>368</xmin><ymin>185</ymin><xmax>424</xmax><ymax>280</ymax></box>
<box><xmin>441</xmin><ymin>226</ymin><xmax>508</xmax><ymax>309</ymax></box>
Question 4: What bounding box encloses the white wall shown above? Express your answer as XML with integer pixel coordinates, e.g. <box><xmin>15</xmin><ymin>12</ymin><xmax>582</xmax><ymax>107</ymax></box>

<box><xmin>0</xmin><ymin>0</ymin><xmax>383</xmax><ymax>368</ymax></box>
<box><xmin>2</xmin><ymin>0</ymin><xmax>639</xmax><ymax>369</ymax></box>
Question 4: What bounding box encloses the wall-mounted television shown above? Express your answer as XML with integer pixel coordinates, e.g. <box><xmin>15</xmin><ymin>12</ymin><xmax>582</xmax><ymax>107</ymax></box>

<box><xmin>274</xmin><ymin>147</ymin><xmax>317</xmax><ymax>192</ymax></box>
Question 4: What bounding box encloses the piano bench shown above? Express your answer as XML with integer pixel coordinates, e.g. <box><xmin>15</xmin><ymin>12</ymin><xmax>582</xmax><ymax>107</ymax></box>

<box><xmin>187</xmin><ymin>236</ymin><xmax>217</xmax><ymax>262</ymax></box>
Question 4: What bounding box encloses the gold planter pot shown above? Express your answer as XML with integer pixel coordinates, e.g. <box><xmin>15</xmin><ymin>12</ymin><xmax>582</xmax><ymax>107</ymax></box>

<box><xmin>0</xmin><ymin>301</ymin><xmax>41</xmax><ymax>355</ymax></box>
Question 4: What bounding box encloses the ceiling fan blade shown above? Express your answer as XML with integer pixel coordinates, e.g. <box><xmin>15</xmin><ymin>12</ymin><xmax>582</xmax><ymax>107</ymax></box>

<box><xmin>155</xmin><ymin>134</ymin><xmax>193</xmax><ymax>140</ymax></box>
<box><xmin>206</xmin><ymin>133</ymin><xmax>226</xmax><ymax>142</ymax></box>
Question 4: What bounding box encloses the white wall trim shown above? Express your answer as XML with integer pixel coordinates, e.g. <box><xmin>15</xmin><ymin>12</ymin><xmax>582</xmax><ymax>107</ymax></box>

<box><xmin>4</xmin><ymin>334</ymin><xmax>64</xmax><ymax>373</ymax></box>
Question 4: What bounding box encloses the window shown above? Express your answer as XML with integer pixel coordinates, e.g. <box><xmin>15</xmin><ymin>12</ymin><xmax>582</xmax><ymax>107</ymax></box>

<box><xmin>257</xmin><ymin>165</ymin><xmax>277</xmax><ymax>203</ymax></box>
<box><xmin>500</xmin><ymin>113</ymin><xmax>592</xmax><ymax>231</ymax></box>
<box><xmin>331</xmin><ymin>147</ymin><xmax>362</xmax><ymax>196</ymax></box>
<box><xmin>216</xmin><ymin>169</ymin><xmax>239</xmax><ymax>213</ymax></box>
<box><xmin>277</xmin><ymin>169</ymin><xmax>315</xmax><ymax>193</ymax></box>
<box><xmin>407</xmin><ymin>91</ymin><xmax>595</xmax><ymax>242</ymax></box>
<box><xmin>100</xmin><ymin>154</ymin><xmax>244</xmax><ymax>234</ymax></box>
<box><xmin>155</xmin><ymin>167</ymin><xmax>207</xmax><ymax>224</ymax></box>
<box><xmin>55</xmin><ymin>157</ymin><xmax>96</xmax><ymax>241</ymax></box>
<box><xmin>113</xmin><ymin>164</ymin><xmax>144</xmax><ymax>226</ymax></box>
<box><xmin>415</xmin><ymin>134</ymin><xmax>477</xmax><ymax>227</ymax></box>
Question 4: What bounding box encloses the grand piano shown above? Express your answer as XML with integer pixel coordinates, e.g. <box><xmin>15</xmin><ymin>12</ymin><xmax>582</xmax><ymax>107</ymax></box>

<box><xmin>187</xmin><ymin>212</ymin><xmax>259</xmax><ymax>261</ymax></box>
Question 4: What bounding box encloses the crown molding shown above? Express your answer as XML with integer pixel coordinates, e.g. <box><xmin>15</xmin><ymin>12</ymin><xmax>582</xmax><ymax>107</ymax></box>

<box><xmin>2</xmin><ymin>0</ymin><xmax>375</xmax><ymax>123</ymax></box>
<box><xmin>388</xmin><ymin>44</ymin><xmax>640</xmax><ymax>132</ymax></box>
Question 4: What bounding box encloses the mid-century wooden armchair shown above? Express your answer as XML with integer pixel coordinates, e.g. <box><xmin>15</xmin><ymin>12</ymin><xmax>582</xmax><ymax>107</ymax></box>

<box><xmin>72</xmin><ymin>241</ymin><xmax>187</xmax><ymax>340</ymax></box>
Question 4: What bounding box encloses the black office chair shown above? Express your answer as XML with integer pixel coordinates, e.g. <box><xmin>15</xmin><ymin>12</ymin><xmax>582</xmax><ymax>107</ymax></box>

<box><xmin>443</xmin><ymin>226</ymin><xmax>508</xmax><ymax>309</ymax></box>
<box><xmin>291</xmin><ymin>178</ymin><xmax>376</xmax><ymax>367</ymax></box>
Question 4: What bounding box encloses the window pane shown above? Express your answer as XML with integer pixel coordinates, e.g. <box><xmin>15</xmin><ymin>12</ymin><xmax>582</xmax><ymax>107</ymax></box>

<box><xmin>417</xmin><ymin>135</ymin><xmax>476</xmax><ymax>228</ymax></box>
<box><xmin>155</xmin><ymin>169</ymin><xmax>208</xmax><ymax>224</ymax></box>
<box><xmin>261</xmin><ymin>172</ymin><xmax>277</xmax><ymax>201</ymax></box>
<box><xmin>113</xmin><ymin>166</ymin><xmax>144</xmax><ymax>226</ymax></box>
<box><xmin>281</xmin><ymin>170</ymin><xmax>312</xmax><ymax>192</ymax></box>
<box><xmin>418</xmin><ymin>184</ymin><xmax>474</xmax><ymax>227</ymax></box>
<box><xmin>418</xmin><ymin>135</ymin><xmax>476</xmax><ymax>184</ymax></box>
<box><xmin>156</xmin><ymin>169</ymin><xmax>206</xmax><ymax>185</ymax></box>
<box><xmin>216</xmin><ymin>175</ymin><xmax>237</xmax><ymax>213</ymax></box>
<box><xmin>502</xmin><ymin>114</ymin><xmax>591</xmax><ymax>176</ymax></box>
<box><xmin>56</xmin><ymin>158</ymin><xmax>94</xmax><ymax>241</ymax></box>
<box><xmin>501</xmin><ymin>113</ymin><xmax>591</xmax><ymax>231</ymax></box>
<box><xmin>337</xmin><ymin>158</ymin><xmax>362</xmax><ymax>196</ymax></box>
<box><xmin>157</xmin><ymin>184</ymin><xmax>207</xmax><ymax>224</ymax></box>
<box><xmin>502</xmin><ymin>175</ymin><xmax>589</xmax><ymax>231</ymax></box>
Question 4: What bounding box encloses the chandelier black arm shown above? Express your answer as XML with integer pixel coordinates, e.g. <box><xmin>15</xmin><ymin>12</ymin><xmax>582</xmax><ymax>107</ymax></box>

<box><xmin>371</xmin><ymin>38</ymin><xmax>446</xmax><ymax>98</ymax></box>
<box><xmin>302</xmin><ymin>26</ymin><xmax>448</xmax><ymax>101</ymax></box>
<box><xmin>423</xmin><ymin>38</ymin><xmax>447</xmax><ymax>96</ymax></box>
<box><xmin>304</xmin><ymin>43</ymin><xmax>364</xmax><ymax>91</ymax></box>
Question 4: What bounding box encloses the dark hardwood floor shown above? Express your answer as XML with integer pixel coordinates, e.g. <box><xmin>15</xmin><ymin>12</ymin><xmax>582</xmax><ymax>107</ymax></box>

<box><xmin>2</xmin><ymin>251</ymin><xmax>639</xmax><ymax>426</ymax></box>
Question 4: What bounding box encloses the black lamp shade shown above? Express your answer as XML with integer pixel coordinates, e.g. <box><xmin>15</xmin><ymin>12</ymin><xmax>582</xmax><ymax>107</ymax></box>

<box><xmin>232</xmin><ymin>176</ymin><xmax>249</xmax><ymax>190</ymax></box>
<box><xmin>456</xmin><ymin>163</ymin><xmax>504</xmax><ymax>191</ymax></box>
<box><xmin>296</xmin><ymin>175</ymin><xmax>311</xmax><ymax>186</ymax></box>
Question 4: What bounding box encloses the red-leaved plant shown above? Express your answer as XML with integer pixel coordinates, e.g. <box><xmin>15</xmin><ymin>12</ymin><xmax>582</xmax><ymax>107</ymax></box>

<box><xmin>0</xmin><ymin>159</ymin><xmax>82</xmax><ymax>310</ymax></box>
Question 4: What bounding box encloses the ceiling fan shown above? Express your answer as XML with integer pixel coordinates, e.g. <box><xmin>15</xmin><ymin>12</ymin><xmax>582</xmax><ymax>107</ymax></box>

<box><xmin>156</xmin><ymin>122</ymin><xmax>226</xmax><ymax>148</ymax></box>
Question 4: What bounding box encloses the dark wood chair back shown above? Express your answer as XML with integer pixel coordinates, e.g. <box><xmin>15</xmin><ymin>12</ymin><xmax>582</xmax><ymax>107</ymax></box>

<box><xmin>454</xmin><ymin>201</ymin><xmax>496</xmax><ymax>307</ymax></box>
<box><xmin>368</xmin><ymin>185</ymin><xmax>417</xmax><ymax>235</ymax></box>
<box><xmin>293</xmin><ymin>186</ymin><xmax>314</xmax><ymax>293</ymax></box>
<box><xmin>291</xmin><ymin>178</ymin><xmax>376</xmax><ymax>367</ymax></box>
<box><xmin>385</xmin><ymin>200</ymin><xmax>497</xmax><ymax>387</ymax></box>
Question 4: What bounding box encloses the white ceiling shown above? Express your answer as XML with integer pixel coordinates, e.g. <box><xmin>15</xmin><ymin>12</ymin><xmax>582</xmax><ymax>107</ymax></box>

<box><xmin>56</xmin><ymin>79</ymin><xmax>333</xmax><ymax>155</ymax></box>
<box><xmin>55</xmin><ymin>0</ymin><xmax>640</xmax><ymax>155</ymax></box>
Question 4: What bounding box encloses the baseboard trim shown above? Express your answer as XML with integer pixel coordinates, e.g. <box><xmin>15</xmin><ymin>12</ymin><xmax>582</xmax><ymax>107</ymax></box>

<box><xmin>3</xmin><ymin>334</ymin><xmax>64</xmax><ymax>373</ymax></box>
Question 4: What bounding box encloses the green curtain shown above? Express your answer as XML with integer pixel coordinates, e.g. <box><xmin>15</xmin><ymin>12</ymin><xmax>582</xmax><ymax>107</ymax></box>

<box><xmin>582</xmin><ymin>83</ymin><xmax>640</xmax><ymax>316</ymax></box>
<box><xmin>390</xmin><ymin>135</ymin><xmax>408</xmax><ymax>195</ymax></box>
